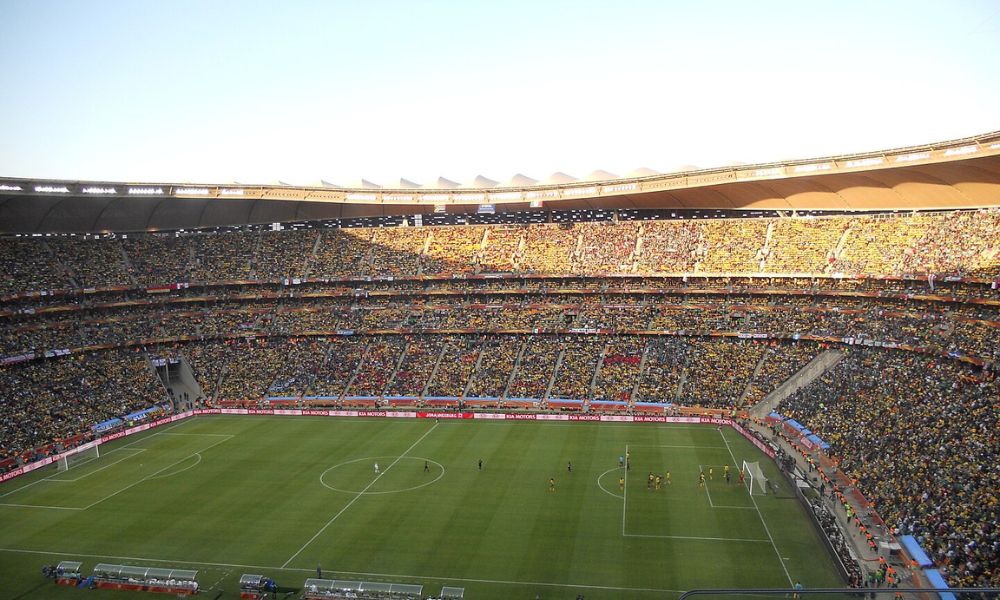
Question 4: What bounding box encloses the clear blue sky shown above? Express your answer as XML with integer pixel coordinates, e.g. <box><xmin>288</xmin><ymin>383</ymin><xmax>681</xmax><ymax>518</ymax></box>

<box><xmin>1</xmin><ymin>0</ymin><xmax>998</xmax><ymax>186</ymax></box>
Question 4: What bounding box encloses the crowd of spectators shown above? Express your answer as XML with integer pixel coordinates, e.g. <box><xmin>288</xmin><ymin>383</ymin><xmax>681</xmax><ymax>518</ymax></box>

<box><xmin>634</xmin><ymin>220</ymin><xmax>700</xmax><ymax>273</ymax></box>
<box><xmin>425</xmin><ymin>337</ymin><xmax>480</xmax><ymax>397</ymax></box>
<box><xmin>384</xmin><ymin>337</ymin><xmax>443</xmax><ymax>397</ymax></box>
<box><xmin>764</xmin><ymin>219</ymin><xmax>846</xmax><ymax>273</ymax></box>
<box><xmin>309</xmin><ymin>228</ymin><xmax>374</xmax><ymax>279</ymax></box>
<box><xmin>507</xmin><ymin>337</ymin><xmax>561</xmax><ymax>399</ymax></box>
<box><xmin>548</xmin><ymin>339</ymin><xmax>603</xmax><ymax>401</ymax></box>
<box><xmin>189</xmin><ymin>231</ymin><xmax>255</xmax><ymax>282</ymax></box>
<box><xmin>0</xmin><ymin>238</ymin><xmax>68</xmax><ymax>295</ymax></box>
<box><xmin>3</xmin><ymin>211</ymin><xmax>998</xmax><ymax>297</ymax></box>
<box><xmin>123</xmin><ymin>235</ymin><xmax>193</xmax><ymax>286</ymax></box>
<box><xmin>308</xmin><ymin>338</ymin><xmax>367</xmax><ymax>398</ymax></box>
<box><xmin>634</xmin><ymin>338</ymin><xmax>691</xmax><ymax>404</ymax></box>
<box><xmin>778</xmin><ymin>349</ymin><xmax>999</xmax><ymax>588</ymax></box>
<box><xmin>347</xmin><ymin>338</ymin><xmax>406</xmax><ymax>397</ymax></box>
<box><xmin>741</xmin><ymin>343</ymin><xmax>821</xmax><ymax>406</ymax></box>
<box><xmin>254</xmin><ymin>230</ymin><xmax>316</xmax><ymax>280</ymax></box>
<box><xmin>0</xmin><ymin>349</ymin><xmax>164</xmax><ymax>462</ymax></box>
<box><xmin>592</xmin><ymin>338</ymin><xmax>645</xmax><ymax>402</ymax></box>
<box><xmin>421</xmin><ymin>227</ymin><xmax>482</xmax><ymax>275</ymax></box>
<box><xmin>575</xmin><ymin>221</ymin><xmax>639</xmax><ymax>274</ymax></box>
<box><xmin>683</xmin><ymin>339</ymin><xmax>767</xmax><ymax>407</ymax></box>
<box><xmin>465</xmin><ymin>337</ymin><xmax>519</xmax><ymax>399</ymax></box>
<box><xmin>50</xmin><ymin>237</ymin><xmax>133</xmax><ymax>288</ymax></box>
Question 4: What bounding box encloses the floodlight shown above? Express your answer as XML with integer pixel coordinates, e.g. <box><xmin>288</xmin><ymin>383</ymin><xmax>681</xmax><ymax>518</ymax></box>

<box><xmin>793</xmin><ymin>163</ymin><xmax>831</xmax><ymax>173</ymax></box>
<box><xmin>844</xmin><ymin>157</ymin><xmax>884</xmax><ymax>168</ymax></box>
<box><xmin>895</xmin><ymin>151</ymin><xmax>931</xmax><ymax>163</ymax></box>
<box><xmin>346</xmin><ymin>193</ymin><xmax>377</xmax><ymax>201</ymax></box>
<box><xmin>943</xmin><ymin>145</ymin><xmax>977</xmax><ymax>156</ymax></box>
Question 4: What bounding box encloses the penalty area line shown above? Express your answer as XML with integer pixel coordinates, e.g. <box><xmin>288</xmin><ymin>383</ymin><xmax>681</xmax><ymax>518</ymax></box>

<box><xmin>719</xmin><ymin>428</ymin><xmax>793</xmax><ymax>586</ymax></box>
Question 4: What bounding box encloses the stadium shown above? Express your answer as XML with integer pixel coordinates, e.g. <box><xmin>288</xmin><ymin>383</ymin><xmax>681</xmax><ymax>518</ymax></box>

<box><xmin>1</xmin><ymin>130</ymin><xmax>998</xmax><ymax>599</ymax></box>
<box><xmin>1</xmin><ymin>3</ymin><xmax>999</xmax><ymax>600</ymax></box>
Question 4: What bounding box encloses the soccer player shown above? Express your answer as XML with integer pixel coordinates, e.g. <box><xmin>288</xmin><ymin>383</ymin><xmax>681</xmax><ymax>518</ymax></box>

<box><xmin>709</xmin><ymin>467</ymin><xmax>714</xmax><ymax>480</ymax></box>
<box><xmin>374</xmin><ymin>462</ymin><xmax>380</xmax><ymax>474</ymax></box>
<box><xmin>665</xmin><ymin>470</ymin><xmax>671</xmax><ymax>485</ymax></box>
<box><xmin>725</xmin><ymin>470</ymin><xmax>732</xmax><ymax>484</ymax></box>
<box><xmin>618</xmin><ymin>455</ymin><xmax>624</xmax><ymax>468</ymax></box>
<box><xmin>698</xmin><ymin>471</ymin><xmax>706</xmax><ymax>488</ymax></box>
<box><xmin>567</xmin><ymin>461</ymin><xmax>572</xmax><ymax>473</ymax></box>
<box><xmin>549</xmin><ymin>478</ymin><xmax>556</xmax><ymax>492</ymax></box>
<box><xmin>739</xmin><ymin>469</ymin><xmax>746</xmax><ymax>485</ymax></box>
<box><xmin>478</xmin><ymin>458</ymin><xmax>483</xmax><ymax>471</ymax></box>
<box><xmin>424</xmin><ymin>461</ymin><xmax>430</xmax><ymax>473</ymax></box>
<box><xmin>619</xmin><ymin>476</ymin><xmax>625</xmax><ymax>490</ymax></box>
<box><xmin>647</xmin><ymin>472</ymin><xmax>654</xmax><ymax>490</ymax></box>
<box><xmin>724</xmin><ymin>464</ymin><xmax>731</xmax><ymax>481</ymax></box>
<box><xmin>655</xmin><ymin>475</ymin><xmax>661</xmax><ymax>490</ymax></box>
<box><xmin>793</xmin><ymin>581</ymin><xmax>803</xmax><ymax>600</ymax></box>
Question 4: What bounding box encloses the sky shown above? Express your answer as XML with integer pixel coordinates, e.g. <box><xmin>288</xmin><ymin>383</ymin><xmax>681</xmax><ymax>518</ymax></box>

<box><xmin>0</xmin><ymin>0</ymin><xmax>998</xmax><ymax>187</ymax></box>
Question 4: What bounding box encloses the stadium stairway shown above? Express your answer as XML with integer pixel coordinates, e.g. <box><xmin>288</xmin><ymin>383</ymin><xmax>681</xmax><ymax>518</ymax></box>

<box><xmin>751</xmin><ymin>349</ymin><xmax>843</xmax><ymax>418</ymax></box>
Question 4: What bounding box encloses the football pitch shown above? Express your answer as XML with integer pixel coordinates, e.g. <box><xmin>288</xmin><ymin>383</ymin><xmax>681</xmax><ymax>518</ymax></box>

<box><xmin>0</xmin><ymin>416</ymin><xmax>843</xmax><ymax>599</ymax></box>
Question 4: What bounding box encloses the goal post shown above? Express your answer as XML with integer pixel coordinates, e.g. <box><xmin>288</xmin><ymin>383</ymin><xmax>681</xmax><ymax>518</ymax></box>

<box><xmin>57</xmin><ymin>444</ymin><xmax>100</xmax><ymax>472</ymax></box>
<box><xmin>741</xmin><ymin>460</ymin><xmax>767</xmax><ymax>496</ymax></box>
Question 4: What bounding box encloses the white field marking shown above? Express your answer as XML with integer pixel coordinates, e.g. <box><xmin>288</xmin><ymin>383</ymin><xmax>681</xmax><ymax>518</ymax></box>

<box><xmin>0</xmin><ymin>472</ymin><xmax>61</xmax><ymax>498</ymax></box>
<box><xmin>319</xmin><ymin>456</ymin><xmax>445</xmax><ymax>495</ymax></box>
<box><xmin>720</xmin><ymin>428</ymin><xmax>794</xmax><ymax>586</ymax></box>
<box><xmin>596</xmin><ymin>467</ymin><xmax>624</xmax><ymax>499</ymax></box>
<box><xmin>152</xmin><ymin>432</ymin><xmax>233</xmax><ymax>437</ymax></box>
<box><xmin>623</xmin><ymin>532</ymin><xmax>771</xmax><ymax>543</ymax></box>
<box><xmin>0</xmin><ymin>424</ymin><xmax>217</xmax><ymax>498</ymax></box>
<box><xmin>282</xmin><ymin>422</ymin><xmax>440</xmax><ymax>568</ymax></box>
<box><xmin>0</xmin><ymin>449</ymin><xmax>117</xmax><ymax>498</ymax></box>
<box><xmin>621</xmin><ymin>444</ymin><xmax>629</xmax><ymax>535</ymax></box>
<box><xmin>0</xmin><ymin>502</ymin><xmax>83</xmax><ymax>511</ymax></box>
<box><xmin>627</xmin><ymin>444</ymin><xmax>729</xmax><ymax>449</ymax></box>
<box><xmin>0</xmin><ymin>547</ymin><xmax>688</xmax><ymax>595</ymax></box>
<box><xmin>206</xmin><ymin>568</ymin><xmax>232</xmax><ymax>591</ymax></box>
<box><xmin>80</xmin><ymin>435</ymin><xmax>233</xmax><ymax>510</ymax></box>
<box><xmin>699</xmin><ymin>464</ymin><xmax>716</xmax><ymax>508</ymax></box>
<box><xmin>48</xmin><ymin>449</ymin><xmax>147</xmax><ymax>482</ymax></box>
<box><xmin>147</xmin><ymin>453</ymin><xmax>202</xmax><ymax>480</ymax></box>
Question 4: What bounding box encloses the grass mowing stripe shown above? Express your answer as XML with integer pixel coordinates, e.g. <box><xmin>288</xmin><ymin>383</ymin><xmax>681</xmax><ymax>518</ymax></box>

<box><xmin>622</xmin><ymin>443</ymin><xmax>629</xmax><ymax>535</ymax></box>
<box><xmin>720</xmin><ymin>428</ymin><xmax>794</xmax><ymax>585</ymax></box>
<box><xmin>281</xmin><ymin>421</ymin><xmax>440</xmax><ymax>568</ymax></box>
<box><xmin>49</xmin><ymin>449</ymin><xmax>147</xmax><ymax>482</ymax></box>
<box><xmin>79</xmin><ymin>434</ymin><xmax>233</xmax><ymax>510</ymax></box>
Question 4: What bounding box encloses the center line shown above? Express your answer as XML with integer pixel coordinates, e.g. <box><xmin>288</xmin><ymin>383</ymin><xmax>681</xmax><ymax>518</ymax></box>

<box><xmin>281</xmin><ymin>422</ymin><xmax>439</xmax><ymax>568</ymax></box>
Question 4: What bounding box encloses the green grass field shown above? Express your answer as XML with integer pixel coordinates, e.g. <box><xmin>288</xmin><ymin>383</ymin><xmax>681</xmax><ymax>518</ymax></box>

<box><xmin>0</xmin><ymin>416</ymin><xmax>843</xmax><ymax>599</ymax></box>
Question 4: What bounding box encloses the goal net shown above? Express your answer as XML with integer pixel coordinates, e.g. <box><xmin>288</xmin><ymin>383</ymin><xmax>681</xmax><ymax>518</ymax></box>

<box><xmin>741</xmin><ymin>460</ymin><xmax>767</xmax><ymax>496</ymax></box>
<box><xmin>57</xmin><ymin>444</ymin><xmax>100</xmax><ymax>472</ymax></box>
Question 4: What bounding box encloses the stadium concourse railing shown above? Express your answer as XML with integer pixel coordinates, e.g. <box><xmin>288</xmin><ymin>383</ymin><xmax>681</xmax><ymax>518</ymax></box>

<box><xmin>0</xmin><ymin>409</ymin><xmax>773</xmax><ymax>485</ymax></box>
<box><xmin>2</xmin><ymin>271</ymin><xmax>999</xmax><ymax>305</ymax></box>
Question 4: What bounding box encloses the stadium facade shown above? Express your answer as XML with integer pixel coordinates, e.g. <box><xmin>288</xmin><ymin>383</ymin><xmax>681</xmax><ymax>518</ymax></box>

<box><xmin>1</xmin><ymin>131</ymin><xmax>999</xmax><ymax>233</ymax></box>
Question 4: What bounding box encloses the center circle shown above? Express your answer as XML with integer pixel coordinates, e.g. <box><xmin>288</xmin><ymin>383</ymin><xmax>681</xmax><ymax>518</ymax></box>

<box><xmin>320</xmin><ymin>456</ymin><xmax>445</xmax><ymax>495</ymax></box>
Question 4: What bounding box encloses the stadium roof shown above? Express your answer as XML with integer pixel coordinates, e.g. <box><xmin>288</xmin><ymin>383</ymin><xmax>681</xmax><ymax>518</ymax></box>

<box><xmin>1</xmin><ymin>131</ymin><xmax>999</xmax><ymax>233</ymax></box>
